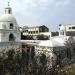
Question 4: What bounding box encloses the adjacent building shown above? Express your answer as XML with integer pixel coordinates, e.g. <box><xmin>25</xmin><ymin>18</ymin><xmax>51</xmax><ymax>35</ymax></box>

<box><xmin>22</xmin><ymin>25</ymin><xmax>49</xmax><ymax>35</ymax></box>
<box><xmin>59</xmin><ymin>24</ymin><xmax>75</xmax><ymax>41</ymax></box>
<box><xmin>21</xmin><ymin>25</ymin><xmax>50</xmax><ymax>40</ymax></box>
<box><xmin>35</xmin><ymin>26</ymin><xmax>75</xmax><ymax>67</ymax></box>
<box><xmin>59</xmin><ymin>24</ymin><xmax>75</xmax><ymax>36</ymax></box>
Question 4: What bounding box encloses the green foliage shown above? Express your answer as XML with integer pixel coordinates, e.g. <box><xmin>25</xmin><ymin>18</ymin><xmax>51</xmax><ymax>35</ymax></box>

<box><xmin>6</xmin><ymin>49</ymin><xmax>15</xmax><ymax>60</ymax></box>
<box><xmin>39</xmin><ymin>54</ymin><xmax>47</xmax><ymax>65</ymax></box>
<box><xmin>0</xmin><ymin>49</ymin><xmax>49</xmax><ymax>75</ymax></box>
<box><xmin>64</xmin><ymin>66</ymin><xmax>75</xmax><ymax>75</ymax></box>
<box><xmin>0</xmin><ymin>48</ymin><xmax>74</xmax><ymax>75</ymax></box>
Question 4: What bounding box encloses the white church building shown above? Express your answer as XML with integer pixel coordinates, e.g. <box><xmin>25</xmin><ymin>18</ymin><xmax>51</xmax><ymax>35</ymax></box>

<box><xmin>0</xmin><ymin>3</ymin><xmax>21</xmax><ymax>51</ymax></box>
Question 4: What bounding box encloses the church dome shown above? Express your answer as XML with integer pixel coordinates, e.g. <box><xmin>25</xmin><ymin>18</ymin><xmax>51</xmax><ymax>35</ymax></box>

<box><xmin>0</xmin><ymin>2</ymin><xmax>17</xmax><ymax>23</ymax></box>
<box><xmin>0</xmin><ymin>14</ymin><xmax>17</xmax><ymax>23</ymax></box>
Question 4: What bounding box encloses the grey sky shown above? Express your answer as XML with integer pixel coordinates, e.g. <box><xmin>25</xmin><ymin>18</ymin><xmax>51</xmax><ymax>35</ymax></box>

<box><xmin>0</xmin><ymin>0</ymin><xmax>75</xmax><ymax>31</ymax></box>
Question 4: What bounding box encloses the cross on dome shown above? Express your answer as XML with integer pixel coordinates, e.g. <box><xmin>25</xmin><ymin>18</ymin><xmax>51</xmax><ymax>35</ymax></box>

<box><xmin>5</xmin><ymin>2</ymin><xmax>12</xmax><ymax>14</ymax></box>
<box><xmin>8</xmin><ymin>2</ymin><xmax>10</xmax><ymax>7</ymax></box>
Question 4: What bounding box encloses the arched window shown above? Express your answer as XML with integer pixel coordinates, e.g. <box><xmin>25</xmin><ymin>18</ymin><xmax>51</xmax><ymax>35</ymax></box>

<box><xmin>10</xmin><ymin>23</ymin><xmax>13</xmax><ymax>29</ymax></box>
<box><xmin>9</xmin><ymin>34</ymin><xmax>15</xmax><ymax>41</ymax></box>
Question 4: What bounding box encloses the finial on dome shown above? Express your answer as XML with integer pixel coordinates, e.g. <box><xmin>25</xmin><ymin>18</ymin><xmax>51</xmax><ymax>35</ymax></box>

<box><xmin>5</xmin><ymin>2</ymin><xmax>12</xmax><ymax>14</ymax></box>
<box><xmin>8</xmin><ymin>2</ymin><xmax>10</xmax><ymax>7</ymax></box>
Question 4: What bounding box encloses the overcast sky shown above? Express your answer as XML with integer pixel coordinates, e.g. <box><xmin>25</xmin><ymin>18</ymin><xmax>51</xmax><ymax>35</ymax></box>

<box><xmin>0</xmin><ymin>0</ymin><xmax>75</xmax><ymax>31</ymax></box>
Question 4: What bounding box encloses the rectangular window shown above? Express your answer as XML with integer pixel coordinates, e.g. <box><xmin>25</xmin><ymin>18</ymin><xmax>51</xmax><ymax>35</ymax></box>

<box><xmin>28</xmin><ymin>32</ymin><xmax>30</xmax><ymax>34</ymax></box>
<box><xmin>31</xmin><ymin>32</ymin><xmax>32</xmax><ymax>34</ymax></box>
<box><xmin>69</xmin><ymin>27</ymin><xmax>71</xmax><ymax>29</ymax></box>
<box><xmin>36</xmin><ymin>31</ymin><xmax>38</xmax><ymax>33</ymax></box>
<box><xmin>72</xmin><ymin>27</ymin><xmax>75</xmax><ymax>29</ymax></box>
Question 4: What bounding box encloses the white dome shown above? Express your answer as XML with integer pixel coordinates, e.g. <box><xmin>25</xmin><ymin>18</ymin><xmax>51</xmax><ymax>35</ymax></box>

<box><xmin>60</xmin><ymin>25</ymin><xmax>66</xmax><ymax>31</ymax></box>
<box><xmin>0</xmin><ymin>14</ymin><xmax>17</xmax><ymax>23</ymax></box>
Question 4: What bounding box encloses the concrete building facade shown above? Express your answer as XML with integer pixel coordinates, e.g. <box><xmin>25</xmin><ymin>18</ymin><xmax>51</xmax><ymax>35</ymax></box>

<box><xmin>21</xmin><ymin>25</ymin><xmax>50</xmax><ymax>40</ymax></box>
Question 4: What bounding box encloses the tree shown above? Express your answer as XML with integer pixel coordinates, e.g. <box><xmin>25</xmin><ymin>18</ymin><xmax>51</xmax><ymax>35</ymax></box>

<box><xmin>6</xmin><ymin>49</ymin><xmax>15</xmax><ymax>60</ymax></box>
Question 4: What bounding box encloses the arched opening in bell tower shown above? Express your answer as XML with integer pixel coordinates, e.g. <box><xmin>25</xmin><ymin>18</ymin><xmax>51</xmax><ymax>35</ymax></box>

<box><xmin>9</xmin><ymin>33</ymin><xmax>15</xmax><ymax>41</ymax></box>
<box><xmin>10</xmin><ymin>23</ymin><xmax>13</xmax><ymax>29</ymax></box>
